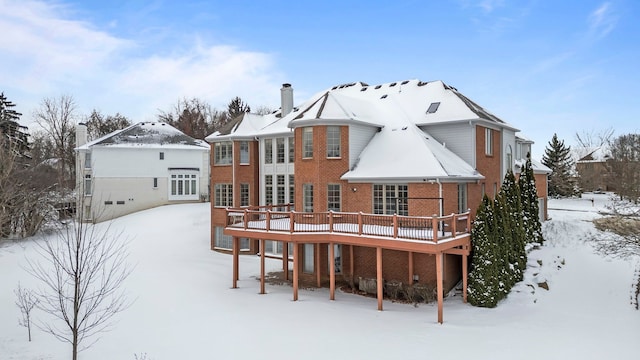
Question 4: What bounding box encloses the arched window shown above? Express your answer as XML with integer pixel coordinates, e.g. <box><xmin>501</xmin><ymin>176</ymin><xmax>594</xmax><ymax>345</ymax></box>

<box><xmin>506</xmin><ymin>145</ymin><xmax>513</xmax><ymax>172</ymax></box>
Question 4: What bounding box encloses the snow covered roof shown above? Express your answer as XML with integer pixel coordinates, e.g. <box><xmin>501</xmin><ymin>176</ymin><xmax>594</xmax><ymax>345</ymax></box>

<box><xmin>286</xmin><ymin>80</ymin><xmax>518</xmax><ymax>131</ymax></box>
<box><xmin>77</xmin><ymin>121</ymin><xmax>209</xmax><ymax>150</ymax></box>
<box><xmin>515</xmin><ymin>158</ymin><xmax>552</xmax><ymax>175</ymax></box>
<box><xmin>205</xmin><ymin>79</ymin><xmax>519</xmax><ymax>182</ymax></box>
<box><xmin>341</xmin><ymin>124</ymin><xmax>483</xmax><ymax>182</ymax></box>
<box><xmin>575</xmin><ymin>146</ymin><xmax>611</xmax><ymax>162</ymax></box>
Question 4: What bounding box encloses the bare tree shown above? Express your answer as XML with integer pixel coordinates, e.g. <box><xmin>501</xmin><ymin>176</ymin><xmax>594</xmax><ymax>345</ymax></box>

<box><xmin>607</xmin><ymin>133</ymin><xmax>640</xmax><ymax>203</ymax></box>
<box><xmin>85</xmin><ymin>110</ymin><xmax>131</xmax><ymax>141</ymax></box>
<box><xmin>253</xmin><ymin>105</ymin><xmax>275</xmax><ymax>115</ymax></box>
<box><xmin>27</xmin><ymin>200</ymin><xmax>132</xmax><ymax>360</ymax></box>
<box><xmin>575</xmin><ymin>127</ymin><xmax>615</xmax><ymax>153</ymax></box>
<box><xmin>157</xmin><ymin>97</ymin><xmax>224</xmax><ymax>139</ymax></box>
<box><xmin>14</xmin><ymin>283</ymin><xmax>39</xmax><ymax>341</ymax></box>
<box><xmin>33</xmin><ymin>95</ymin><xmax>78</xmax><ymax>191</ymax></box>
<box><xmin>1</xmin><ymin>141</ymin><xmax>54</xmax><ymax>238</ymax></box>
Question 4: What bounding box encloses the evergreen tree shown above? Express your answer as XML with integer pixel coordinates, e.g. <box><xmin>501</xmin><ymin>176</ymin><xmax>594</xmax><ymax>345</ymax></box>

<box><xmin>500</xmin><ymin>170</ymin><xmax>526</xmax><ymax>280</ymax></box>
<box><xmin>0</xmin><ymin>92</ymin><xmax>29</xmax><ymax>158</ymax></box>
<box><xmin>542</xmin><ymin>133</ymin><xmax>577</xmax><ymax>197</ymax></box>
<box><xmin>493</xmin><ymin>193</ymin><xmax>514</xmax><ymax>293</ymax></box>
<box><xmin>468</xmin><ymin>195</ymin><xmax>502</xmax><ymax>308</ymax></box>
<box><xmin>520</xmin><ymin>153</ymin><xmax>544</xmax><ymax>244</ymax></box>
<box><xmin>226</xmin><ymin>96</ymin><xmax>251</xmax><ymax>122</ymax></box>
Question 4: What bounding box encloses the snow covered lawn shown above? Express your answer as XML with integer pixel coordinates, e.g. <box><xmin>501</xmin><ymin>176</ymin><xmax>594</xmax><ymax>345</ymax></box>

<box><xmin>1</xmin><ymin>195</ymin><xmax>639</xmax><ymax>359</ymax></box>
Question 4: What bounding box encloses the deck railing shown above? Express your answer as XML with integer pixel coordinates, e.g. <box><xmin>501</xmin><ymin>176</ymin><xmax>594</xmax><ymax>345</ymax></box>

<box><xmin>225</xmin><ymin>206</ymin><xmax>471</xmax><ymax>243</ymax></box>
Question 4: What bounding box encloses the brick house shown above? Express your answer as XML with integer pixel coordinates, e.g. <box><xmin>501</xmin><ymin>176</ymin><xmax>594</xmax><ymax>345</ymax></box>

<box><xmin>575</xmin><ymin>147</ymin><xmax>612</xmax><ymax>192</ymax></box>
<box><xmin>205</xmin><ymin>80</ymin><xmax>548</xmax><ymax>323</ymax></box>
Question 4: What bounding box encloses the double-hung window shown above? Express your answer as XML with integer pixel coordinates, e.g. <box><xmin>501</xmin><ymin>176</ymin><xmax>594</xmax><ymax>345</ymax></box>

<box><xmin>265</xmin><ymin>139</ymin><xmax>273</xmax><ymax>164</ymax></box>
<box><xmin>303</xmin><ymin>184</ymin><xmax>313</xmax><ymax>212</ymax></box>
<box><xmin>288</xmin><ymin>137</ymin><xmax>295</xmax><ymax>162</ymax></box>
<box><xmin>326</xmin><ymin>126</ymin><xmax>341</xmax><ymax>158</ymax></box>
<box><xmin>289</xmin><ymin>175</ymin><xmax>295</xmax><ymax>205</ymax></box>
<box><xmin>327</xmin><ymin>184</ymin><xmax>341</xmax><ymax>212</ymax></box>
<box><xmin>240</xmin><ymin>183</ymin><xmax>249</xmax><ymax>207</ymax></box>
<box><xmin>485</xmin><ymin>128</ymin><xmax>493</xmax><ymax>156</ymax></box>
<box><xmin>84</xmin><ymin>174</ymin><xmax>92</xmax><ymax>195</ymax></box>
<box><xmin>265</xmin><ymin>175</ymin><xmax>273</xmax><ymax>205</ymax></box>
<box><xmin>214</xmin><ymin>142</ymin><xmax>232</xmax><ymax>165</ymax></box>
<box><xmin>458</xmin><ymin>184</ymin><xmax>467</xmax><ymax>213</ymax></box>
<box><xmin>276</xmin><ymin>138</ymin><xmax>285</xmax><ymax>163</ymax></box>
<box><xmin>214</xmin><ymin>183</ymin><xmax>233</xmax><ymax>207</ymax></box>
<box><xmin>240</xmin><ymin>141</ymin><xmax>249</xmax><ymax>164</ymax></box>
<box><xmin>302</xmin><ymin>127</ymin><xmax>313</xmax><ymax>158</ymax></box>
<box><xmin>277</xmin><ymin>175</ymin><xmax>285</xmax><ymax>205</ymax></box>
<box><xmin>84</xmin><ymin>152</ymin><xmax>92</xmax><ymax>168</ymax></box>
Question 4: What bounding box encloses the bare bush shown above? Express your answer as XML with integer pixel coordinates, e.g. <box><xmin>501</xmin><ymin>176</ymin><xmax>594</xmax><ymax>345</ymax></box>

<box><xmin>14</xmin><ymin>283</ymin><xmax>39</xmax><ymax>341</ymax></box>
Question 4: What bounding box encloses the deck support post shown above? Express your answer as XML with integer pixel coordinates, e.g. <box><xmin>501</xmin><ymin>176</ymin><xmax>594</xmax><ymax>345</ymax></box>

<box><xmin>462</xmin><ymin>252</ymin><xmax>468</xmax><ymax>303</ymax></box>
<box><xmin>329</xmin><ymin>242</ymin><xmax>335</xmax><ymax>300</ymax></box>
<box><xmin>315</xmin><ymin>243</ymin><xmax>321</xmax><ymax>288</ymax></box>
<box><xmin>260</xmin><ymin>239</ymin><xmax>265</xmax><ymax>294</ymax></box>
<box><xmin>349</xmin><ymin>245</ymin><xmax>355</xmax><ymax>288</ymax></box>
<box><xmin>376</xmin><ymin>247</ymin><xmax>383</xmax><ymax>311</ymax></box>
<box><xmin>283</xmin><ymin>241</ymin><xmax>289</xmax><ymax>281</ymax></box>
<box><xmin>232</xmin><ymin>237</ymin><xmax>239</xmax><ymax>289</ymax></box>
<box><xmin>293</xmin><ymin>243</ymin><xmax>299</xmax><ymax>301</ymax></box>
<box><xmin>408</xmin><ymin>251</ymin><xmax>414</xmax><ymax>285</ymax></box>
<box><xmin>436</xmin><ymin>252</ymin><xmax>444</xmax><ymax>324</ymax></box>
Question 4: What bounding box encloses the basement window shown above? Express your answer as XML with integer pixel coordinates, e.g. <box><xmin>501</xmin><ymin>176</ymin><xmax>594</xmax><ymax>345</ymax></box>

<box><xmin>426</xmin><ymin>102</ymin><xmax>440</xmax><ymax>114</ymax></box>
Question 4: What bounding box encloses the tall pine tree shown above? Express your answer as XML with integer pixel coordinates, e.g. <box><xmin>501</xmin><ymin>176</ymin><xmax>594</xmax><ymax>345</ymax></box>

<box><xmin>493</xmin><ymin>193</ymin><xmax>514</xmax><ymax>294</ymax></box>
<box><xmin>542</xmin><ymin>133</ymin><xmax>577</xmax><ymax>197</ymax></box>
<box><xmin>520</xmin><ymin>153</ymin><xmax>544</xmax><ymax>244</ymax></box>
<box><xmin>0</xmin><ymin>92</ymin><xmax>29</xmax><ymax>158</ymax></box>
<box><xmin>501</xmin><ymin>170</ymin><xmax>526</xmax><ymax>280</ymax></box>
<box><xmin>468</xmin><ymin>195</ymin><xmax>502</xmax><ymax>308</ymax></box>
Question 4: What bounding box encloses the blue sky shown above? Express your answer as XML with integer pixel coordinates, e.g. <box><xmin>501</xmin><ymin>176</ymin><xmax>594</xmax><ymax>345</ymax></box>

<box><xmin>1</xmin><ymin>0</ymin><xmax>638</xmax><ymax>159</ymax></box>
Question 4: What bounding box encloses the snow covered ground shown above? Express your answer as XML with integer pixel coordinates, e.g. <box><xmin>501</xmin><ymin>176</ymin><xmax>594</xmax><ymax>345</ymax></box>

<box><xmin>1</xmin><ymin>194</ymin><xmax>639</xmax><ymax>359</ymax></box>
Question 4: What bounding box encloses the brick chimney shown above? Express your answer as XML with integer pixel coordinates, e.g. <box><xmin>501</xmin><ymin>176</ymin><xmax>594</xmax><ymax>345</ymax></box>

<box><xmin>280</xmin><ymin>83</ymin><xmax>293</xmax><ymax>117</ymax></box>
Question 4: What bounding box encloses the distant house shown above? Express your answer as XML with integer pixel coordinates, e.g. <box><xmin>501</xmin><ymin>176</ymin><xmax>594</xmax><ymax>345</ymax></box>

<box><xmin>75</xmin><ymin>121</ymin><xmax>210</xmax><ymax>223</ymax></box>
<box><xmin>575</xmin><ymin>147</ymin><xmax>612</xmax><ymax>192</ymax></box>
<box><xmin>205</xmin><ymin>80</ymin><xmax>549</xmax><ymax>323</ymax></box>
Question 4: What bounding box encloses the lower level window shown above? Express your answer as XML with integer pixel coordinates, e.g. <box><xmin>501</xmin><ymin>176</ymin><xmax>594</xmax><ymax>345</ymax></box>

<box><xmin>214</xmin><ymin>227</ymin><xmax>249</xmax><ymax>250</ymax></box>
<box><xmin>265</xmin><ymin>241</ymin><xmax>293</xmax><ymax>258</ymax></box>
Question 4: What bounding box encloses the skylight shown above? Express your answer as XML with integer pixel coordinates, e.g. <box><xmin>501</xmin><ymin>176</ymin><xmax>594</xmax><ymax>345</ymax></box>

<box><xmin>426</xmin><ymin>102</ymin><xmax>440</xmax><ymax>114</ymax></box>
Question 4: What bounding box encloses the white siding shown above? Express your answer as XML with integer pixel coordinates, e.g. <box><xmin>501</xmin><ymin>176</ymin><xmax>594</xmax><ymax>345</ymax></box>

<box><xmin>502</xmin><ymin>129</ymin><xmax>516</xmax><ymax>177</ymax></box>
<box><xmin>348</xmin><ymin>124</ymin><xmax>378</xmax><ymax>170</ymax></box>
<box><xmin>91</xmin><ymin>147</ymin><xmax>207</xmax><ymax>177</ymax></box>
<box><xmin>259</xmin><ymin>136</ymin><xmax>295</xmax><ymax>206</ymax></box>
<box><xmin>83</xmin><ymin>146</ymin><xmax>209</xmax><ymax>222</ymax></box>
<box><xmin>421</xmin><ymin>122</ymin><xmax>475</xmax><ymax>167</ymax></box>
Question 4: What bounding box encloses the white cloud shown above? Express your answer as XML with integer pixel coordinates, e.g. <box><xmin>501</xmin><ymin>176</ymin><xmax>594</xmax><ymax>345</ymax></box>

<box><xmin>588</xmin><ymin>2</ymin><xmax>617</xmax><ymax>39</ymax></box>
<box><xmin>0</xmin><ymin>0</ymin><xmax>282</xmax><ymax>123</ymax></box>
<box><xmin>478</xmin><ymin>0</ymin><xmax>505</xmax><ymax>13</ymax></box>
